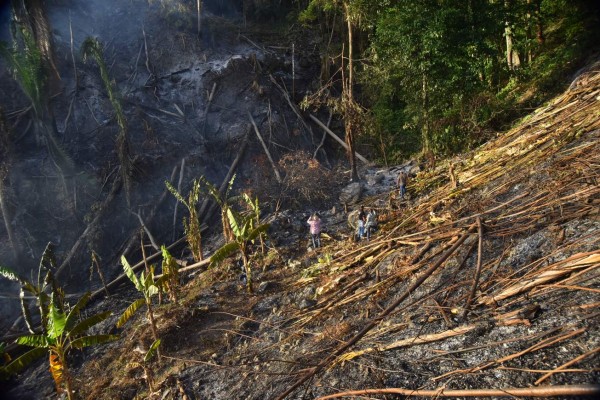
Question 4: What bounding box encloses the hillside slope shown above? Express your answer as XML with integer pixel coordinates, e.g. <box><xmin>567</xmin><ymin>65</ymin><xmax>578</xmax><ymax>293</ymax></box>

<box><xmin>5</xmin><ymin>64</ymin><xmax>600</xmax><ymax>400</ymax></box>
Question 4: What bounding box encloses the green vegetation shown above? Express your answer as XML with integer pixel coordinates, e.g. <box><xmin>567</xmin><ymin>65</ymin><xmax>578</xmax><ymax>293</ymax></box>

<box><xmin>166</xmin><ymin>179</ymin><xmax>204</xmax><ymax>262</ymax></box>
<box><xmin>296</xmin><ymin>0</ymin><xmax>600</xmax><ymax>162</ymax></box>
<box><xmin>210</xmin><ymin>194</ymin><xmax>270</xmax><ymax>293</ymax></box>
<box><xmin>116</xmin><ymin>255</ymin><xmax>161</xmax><ymax>345</ymax></box>
<box><xmin>7</xmin><ymin>293</ymin><xmax>117</xmax><ymax>400</ymax></box>
<box><xmin>0</xmin><ymin>246</ymin><xmax>117</xmax><ymax>398</ymax></box>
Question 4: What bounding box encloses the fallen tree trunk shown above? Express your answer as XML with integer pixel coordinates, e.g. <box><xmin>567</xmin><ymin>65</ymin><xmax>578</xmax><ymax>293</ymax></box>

<box><xmin>316</xmin><ymin>384</ymin><xmax>600</xmax><ymax>399</ymax></box>
<box><xmin>309</xmin><ymin>114</ymin><xmax>371</xmax><ymax>165</ymax></box>
<box><xmin>248</xmin><ymin>111</ymin><xmax>282</xmax><ymax>183</ymax></box>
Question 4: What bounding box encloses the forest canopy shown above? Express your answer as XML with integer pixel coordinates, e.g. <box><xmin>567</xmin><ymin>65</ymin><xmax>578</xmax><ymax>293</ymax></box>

<box><xmin>287</xmin><ymin>0</ymin><xmax>600</xmax><ymax>162</ymax></box>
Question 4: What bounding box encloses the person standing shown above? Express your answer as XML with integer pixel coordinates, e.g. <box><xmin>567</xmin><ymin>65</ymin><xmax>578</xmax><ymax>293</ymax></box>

<box><xmin>307</xmin><ymin>212</ymin><xmax>322</xmax><ymax>248</ymax></box>
<box><xmin>397</xmin><ymin>170</ymin><xmax>408</xmax><ymax>200</ymax></box>
<box><xmin>365</xmin><ymin>208</ymin><xmax>377</xmax><ymax>241</ymax></box>
<box><xmin>357</xmin><ymin>206</ymin><xmax>366</xmax><ymax>240</ymax></box>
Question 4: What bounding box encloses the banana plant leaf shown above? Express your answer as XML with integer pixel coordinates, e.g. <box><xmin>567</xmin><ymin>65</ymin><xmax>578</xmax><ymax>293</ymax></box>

<box><xmin>121</xmin><ymin>255</ymin><xmax>142</xmax><ymax>292</ymax></box>
<box><xmin>116</xmin><ymin>298</ymin><xmax>145</xmax><ymax>328</ymax></box>
<box><xmin>144</xmin><ymin>339</ymin><xmax>161</xmax><ymax>362</ymax></box>
<box><xmin>3</xmin><ymin>347</ymin><xmax>47</xmax><ymax>375</ymax></box>
<box><xmin>70</xmin><ymin>334</ymin><xmax>119</xmax><ymax>350</ymax></box>
<box><xmin>68</xmin><ymin>310</ymin><xmax>112</xmax><ymax>338</ymax></box>
<box><xmin>16</xmin><ymin>334</ymin><xmax>49</xmax><ymax>348</ymax></box>
<box><xmin>64</xmin><ymin>292</ymin><xmax>91</xmax><ymax>332</ymax></box>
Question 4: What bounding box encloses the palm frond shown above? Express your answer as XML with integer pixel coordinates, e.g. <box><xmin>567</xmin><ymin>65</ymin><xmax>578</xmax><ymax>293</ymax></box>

<box><xmin>47</xmin><ymin>302</ymin><xmax>66</xmax><ymax>340</ymax></box>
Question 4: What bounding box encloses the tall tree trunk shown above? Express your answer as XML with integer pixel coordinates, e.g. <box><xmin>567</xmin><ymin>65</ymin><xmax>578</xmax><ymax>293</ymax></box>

<box><xmin>504</xmin><ymin>0</ymin><xmax>521</xmax><ymax>70</ymax></box>
<box><xmin>534</xmin><ymin>0</ymin><xmax>544</xmax><ymax>44</ymax></box>
<box><xmin>343</xmin><ymin>2</ymin><xmax>359</xmax><ymax>182</ymax></box>
<box><xmin>421</xmin><ymin>72</ymin><xmax>431</xmax><ymax>154</ymax></box>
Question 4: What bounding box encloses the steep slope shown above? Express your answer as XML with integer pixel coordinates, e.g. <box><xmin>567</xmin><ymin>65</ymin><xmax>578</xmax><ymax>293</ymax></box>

<box><xmin>4</xmin><ymin>61</ymin><xmax>599</xmax><ymax>400</ymax></box>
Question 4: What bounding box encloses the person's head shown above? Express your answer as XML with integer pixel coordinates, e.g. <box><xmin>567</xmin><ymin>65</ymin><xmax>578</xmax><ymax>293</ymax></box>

<box><xmin>311</xmin><ymin>212</ymin><xmax>317</xmax><ymax>220</ymax></box>
<box><xmin>360</xmin><ymin>206</ymin><xmax>364</xmax><ymax>211</ymax></box>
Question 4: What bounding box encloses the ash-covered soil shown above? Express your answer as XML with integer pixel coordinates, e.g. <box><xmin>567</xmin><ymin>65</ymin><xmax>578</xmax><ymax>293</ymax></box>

<box><xmin>1</xmin><ymin>2</ymin><xmax>599</xmax><ymax>400</ymax></box>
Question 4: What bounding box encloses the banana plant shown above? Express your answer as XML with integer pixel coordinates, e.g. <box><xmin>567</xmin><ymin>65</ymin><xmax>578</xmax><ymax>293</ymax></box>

<box><xmin>210</xmin><ymin>200</ymin><xmax>270</xmax><ymax>293</ymax></box>
<box><xmin>0</xmin><ymin>243</ymin><xmax>62</xmax><ymax>335</ymax></box>
<box><xmin>241</xmin><ymin>192</ymin><xmax>266</xmax><ymax>255</ymax></box>
<box><xmin>157</xmin><ymin>245</ymin><xmax>179</xmax><ymax>304</ymax></box>
<box><xmin>166</xmin><ymin>179</ymin><xmax>204</xmax><ymax>262</ymax></box>
<box><xmin>4</xmin><ymin>292</ymin><xmax>118</xmax><ymax>400</ymax></box>
<box><xmin>116</xmin><ymin>256</ymin><xmax>160</xmax><ymax>345</ymax></box>
<box><xmin>202</xmin><ymin>175</ymin><xmax>237</xmax><ymax>243</ymax></box>
<box><xmin>127</xmin><ymin>339</ymin><xmax>161</xmax><ymax>394</ymax></box>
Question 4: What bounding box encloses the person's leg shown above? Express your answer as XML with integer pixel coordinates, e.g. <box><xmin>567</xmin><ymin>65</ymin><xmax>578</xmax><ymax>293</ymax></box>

<box><xmin>316</xmin><ymin>234</ymin><xmax>321</xmax><ymax>247</ymax></box>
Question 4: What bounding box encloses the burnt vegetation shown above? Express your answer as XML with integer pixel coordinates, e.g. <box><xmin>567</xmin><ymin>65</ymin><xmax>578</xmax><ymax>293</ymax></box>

<box><xmin>0</xmin><ymin>0</ymin><xmax>599</xmax><ymax>399</ymax></box>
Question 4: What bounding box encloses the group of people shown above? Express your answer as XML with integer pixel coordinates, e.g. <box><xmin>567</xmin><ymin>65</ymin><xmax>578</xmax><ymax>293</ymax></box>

<box><xmin>356</xmin><ymin>206</ymin><xmax>378</xmax><ymax>241</ymax></box>
<box><xmin>306</xmin><ymin>169</ymin><xmax>408</xmax><ymax>248</ymax></box>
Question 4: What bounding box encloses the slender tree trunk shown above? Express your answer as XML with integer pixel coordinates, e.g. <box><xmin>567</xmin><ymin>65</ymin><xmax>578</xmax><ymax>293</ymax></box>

<box><xmin>196</xmin><ymin>0</ymin><xmax>202</xmax><ymax>38</ymax></box>
<box><xmin>534</xmin><ymin>0</ymin><xmax>544</xmax><ymax>44</ymax></box>
<box><xmin>421</xmin><ymin>72</ymin><xmax>431</xmax><ymax>154</ymax></box>
<box><xmin>504</xmin><ymin>0</ymin><xmax>521</xmax><ymax>70</ymax></box>
<box><xmin>343</xmin><ymin>2</ymin><xmax>359</xmax><ymax>182</ymax></box>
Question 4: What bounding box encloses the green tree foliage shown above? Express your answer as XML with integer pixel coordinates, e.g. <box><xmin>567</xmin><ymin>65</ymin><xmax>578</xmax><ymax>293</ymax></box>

<box><xmin>301</xmin><ymin>0</ymin><xmax>599</xmax><ymax>161</ymax></box>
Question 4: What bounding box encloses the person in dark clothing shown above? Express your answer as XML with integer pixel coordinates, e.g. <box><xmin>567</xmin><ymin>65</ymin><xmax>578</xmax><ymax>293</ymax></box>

<box><xmin>397</xmin><ymin>170</ymin><xmax>408</xmax><ymax>200</ymax></box>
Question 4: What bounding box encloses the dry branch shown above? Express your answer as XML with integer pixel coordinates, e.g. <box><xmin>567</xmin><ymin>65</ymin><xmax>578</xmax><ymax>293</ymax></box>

<box><xmin>316</xmin><ymin>384</ymin><xmax>600</xmax><ymax>399</ymax></box>
<box><xmin>275</xmin><ymin>223</ymin><xmax>477</xmax><ymax>400</ymax></box>
<box><xmin>248</xmin><ymin>110</ymin><xmax>282</xmax><ymax>183</ymax></box>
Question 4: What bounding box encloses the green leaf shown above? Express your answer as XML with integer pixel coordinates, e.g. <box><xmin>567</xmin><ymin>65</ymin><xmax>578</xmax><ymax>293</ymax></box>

<box><xmin>246</xmin><ymin>223</ymin><xmax>270</xmax><ymax>242</ymax></box>
<box><xmin>3</xmin><ymin>347</ymin><xmax>46</xmax><ymax>375</ymax></box>
<box><xmin>68</xmin><ymin>310</ymin><xmax>112</xmax><ymax>338</ymax></box>
<box><xmin>47</xmin><ymin>302</ymin><xmax>67</xmax><ymax>340</ymax></box>
<box><xmin>116</xmin><ymin>298</ymin><xmax>145</xmax><ymax>328</ymax></box>
<box><xmin>70</xmin><ymin>334</ymin><xmax>119</xmax><ymax>350</ymax></box>
<box><xmin>0</xmin><ymin>265</ymin><xmax>23</xmax><ymax>283</ymax></box>
<box><xmin>144</xmin><ymin>339</ymin><xmax>161</xmax><ymax>362</ymax></box>
<box><xmin>16</xmin><ymin>335</ymin><xmax>49</xmax><ymax>348</ymax></box>
<box><xmin>209</xmin><ymin>242</ymin><xmax>239</xmax><ymax>268</ymax></box>
<box><xmin>65</xmin><ymin>292</ymin><xmax>91</xmax><ymax>332</ymax></box>
<box><xmin>121</xmin><ymin>255</ymin><xmax>142</xmax><ymax>291</ymax></box>
<box><xmin>226</xmin><ymin>208</ymin><xmax>242</xmax><ymax>237</ymax></box>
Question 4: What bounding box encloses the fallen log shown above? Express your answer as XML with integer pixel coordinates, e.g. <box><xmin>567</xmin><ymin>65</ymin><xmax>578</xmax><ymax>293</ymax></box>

<box><xmin>316</xmin><ymin>384</ymin><xmax>600</xmax><ymax>399</ymax></box>
<box><xmin>248</xmin><ymin>110</ymin><xmax>282</xmax><ymax>183</ymax></box>
<box><xmin>309</xmin><ymin>114</ymin><xmax>371</xmax><ymax>165</ymax></box>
